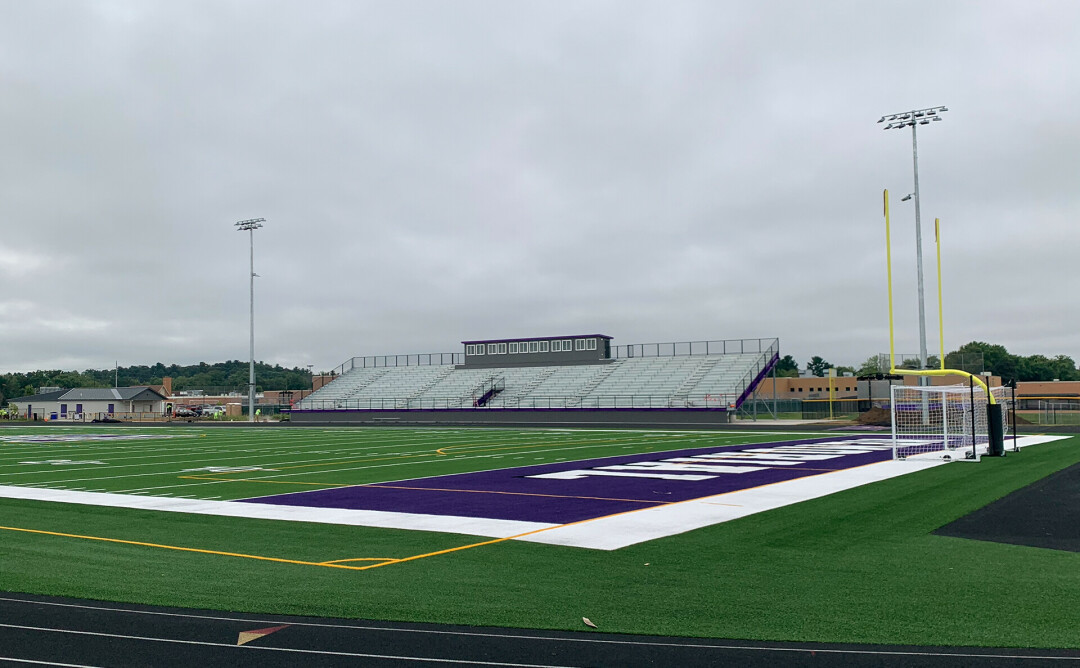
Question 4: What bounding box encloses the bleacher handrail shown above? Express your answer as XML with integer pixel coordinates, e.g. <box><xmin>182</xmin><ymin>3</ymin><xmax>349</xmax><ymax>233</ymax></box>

<box><xmin>331</xmin><ymin>352</ymin><xmax>463</xmax><ymax>377</ymax></box>
<box><xmin>611</xmin><ymin>338</ymin><xmax>778</xmax><ymax>359</ymax></box>
<box><xmin>731</xmin><ymin>339</ymin><xmax>781</xmax><ymax>408</ymax></box>
<box><xmin>328</xmin><ymin>338</ymin><xmax>778</xmax><ymax>377</ymax></box>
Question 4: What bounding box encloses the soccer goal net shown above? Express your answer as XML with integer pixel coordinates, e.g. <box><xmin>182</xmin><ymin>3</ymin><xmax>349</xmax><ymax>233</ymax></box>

<box><xmin>890</xmin><ymin>384</ymin><xmax>1013</xmax><ymax>460</ymax></box>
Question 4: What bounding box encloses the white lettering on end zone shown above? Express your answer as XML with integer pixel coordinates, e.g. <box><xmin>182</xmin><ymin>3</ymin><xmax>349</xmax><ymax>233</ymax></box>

<box><xmin>599</xmin><ymin>463</ymin><xmax>768</xmax><ymax>474</ymax></box>
<box><xmin>526</xmin><ymin>438</ymin><xmax>894</xmax><ymax>482</ymax></box>
<box><xmin>527</xmin><ymin>469</ymin><xmax>720</xmax><ymax>481</ymax></box>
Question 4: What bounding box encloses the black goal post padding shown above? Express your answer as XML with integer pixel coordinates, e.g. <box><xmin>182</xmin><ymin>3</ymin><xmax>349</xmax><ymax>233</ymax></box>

<box><xmin>987</xmin><ymin>403</ymin><xmax>1006</xmax><ymax>457</ymax></box>
<box><xmin>1010</xmin><ymin>381</ymin><xmax>1020</xmax><ymax>453</ymax></box>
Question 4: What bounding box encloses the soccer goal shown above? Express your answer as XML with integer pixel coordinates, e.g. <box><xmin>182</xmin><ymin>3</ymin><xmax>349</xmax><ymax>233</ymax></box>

<box><xmin>890</xmin><ymin>384</ymin><xmax>1013</xmax><ymax>460</ymax></box>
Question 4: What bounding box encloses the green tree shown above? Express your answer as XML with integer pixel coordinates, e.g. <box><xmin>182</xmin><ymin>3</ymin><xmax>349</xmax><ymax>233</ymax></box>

<box><xmin>856</xmin><ymin>355</ymin><xmax>884</xmax><ymax>376</ymax></box>
<box><xmin>950</xmin><ymin>341</ymin><xmax>1019</xmax><ymax>382</ymax></box>
<box><xmin>1018</xmin><ymin>354</ymin><xmax>1080</xmax><ymax>382</ymax></box>
<box><xmin>1049</xmin><ymin>355</ymin><xmax>1080</xmax><ymax>381</ymax></box>
<box><xmin>0</xmin><ymin>361</ymin><xmax>314</xmax><ymax>399</ymax></box>
<box><xmin>806</xmin><ymin>356</ymin><xmax>832</xmax><ymax>378</ymax></box>
<box><xmin>775</xmin><ymin>355</ymin><xmax>799</xmax><ymax>378</ymax></box>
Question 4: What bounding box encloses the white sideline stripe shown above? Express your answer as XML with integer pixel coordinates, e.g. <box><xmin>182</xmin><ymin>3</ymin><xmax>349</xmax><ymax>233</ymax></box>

<box><xmin>0</xmin><ymin>435</ymin><xmax>1066</xmax><ymax>551</ymax></box>
<box><xmin>517</xmin><ymin>434</ymin><xmax>1069</xmax><ymax>550</ymax></box>
<box><xmin>519</xmin><ymin>459</ymin><xmax>942</xmax><ymax>550</ymax></box>
<box><xmin>0</xmin><ymin>487</ymin><xmax>553</xmax><ymax>539</ymax></box>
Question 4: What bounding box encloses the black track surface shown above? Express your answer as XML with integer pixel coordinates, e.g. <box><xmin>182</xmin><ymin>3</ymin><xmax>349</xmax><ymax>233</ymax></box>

<box><xmin>935</xmin><ymin>461</ymin><xmax>1080</xmax><ymax>553</ymax></box>
<box><xmin>1</xmin><ymin>592</ymin><xmax>1078</xmax><ymax>667</ymax></box>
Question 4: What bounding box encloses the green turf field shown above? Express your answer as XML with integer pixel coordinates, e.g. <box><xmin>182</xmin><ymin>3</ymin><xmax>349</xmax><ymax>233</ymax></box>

<box><xmin>0</xmin><ymin>426</ymin><xmax>795</xmax><ymax>498</ymax></box>
<box><xmin>1</xmin><ymin>425</ymin><xmax>1079</xmax><ymax>649</ymax></box>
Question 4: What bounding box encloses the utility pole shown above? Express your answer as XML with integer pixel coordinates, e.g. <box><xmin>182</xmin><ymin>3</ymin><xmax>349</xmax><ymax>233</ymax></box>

<box><xmin>878</xmin><ymin>106</ymin><xmax>948</xmax><ymax>383</ymax></box>
<box><xmin>235</xmin><ymin>218</ymin><xmax>265</xmax><ymax>422</ymax></box>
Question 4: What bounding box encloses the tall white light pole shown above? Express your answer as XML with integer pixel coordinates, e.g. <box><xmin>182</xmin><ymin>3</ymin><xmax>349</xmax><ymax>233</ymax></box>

<box><xmin>236</xmin><ymin>218</ymin><xmax>265</xmax><ymax>422</ymax></box>
<box><xmin>878</xmin><ymin>106</ymin><xmax>947</xmax><ymax>382</ymax></box>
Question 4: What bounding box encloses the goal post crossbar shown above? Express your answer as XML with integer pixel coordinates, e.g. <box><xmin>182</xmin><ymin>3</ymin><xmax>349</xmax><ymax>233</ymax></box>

<box><xmin>887</xmin><ymin>368</ymin><xmax>998</xmax><ymax>404</ymax></box>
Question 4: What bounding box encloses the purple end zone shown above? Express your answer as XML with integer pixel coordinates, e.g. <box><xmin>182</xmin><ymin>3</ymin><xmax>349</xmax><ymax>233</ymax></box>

<box><xmin>239</xmin><ymin>436</ymin><xmax>895</xmax><ymax>524</ymax></box>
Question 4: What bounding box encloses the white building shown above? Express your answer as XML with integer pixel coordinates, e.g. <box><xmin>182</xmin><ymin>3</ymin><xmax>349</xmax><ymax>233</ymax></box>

<box><xmin>11</xmin><ymin>387</ymin><xmax>167</xmax><ymax>421</ymax></box>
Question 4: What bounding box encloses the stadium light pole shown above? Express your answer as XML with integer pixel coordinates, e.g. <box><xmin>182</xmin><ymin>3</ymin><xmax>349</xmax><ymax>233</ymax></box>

<box><xmin>878</xmin><ymin>106</ymin><xmax>947</xmax><ymax>383</ymax></box>
<box><xmin>236</xmin><ymin>218</ymin><xmax>265</xmax><ymax>423</ymax></box>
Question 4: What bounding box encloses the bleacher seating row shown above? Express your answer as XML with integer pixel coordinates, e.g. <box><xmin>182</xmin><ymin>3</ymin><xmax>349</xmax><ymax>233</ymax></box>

<box><xmin>296</xmin><ymin>351</ymin><xmax>772</xmax><ymax>411</ymax></box>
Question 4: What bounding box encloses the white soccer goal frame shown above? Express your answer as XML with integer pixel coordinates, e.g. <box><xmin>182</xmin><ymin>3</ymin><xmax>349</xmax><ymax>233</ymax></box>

<box><xmin>890</xmin><ymin>384</ymin><xmax>1012</xmax><ymax>461</ymax></box>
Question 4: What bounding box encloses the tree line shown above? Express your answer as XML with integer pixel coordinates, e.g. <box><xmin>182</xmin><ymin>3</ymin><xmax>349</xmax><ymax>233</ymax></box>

<box><xmin>0</xmin><ymin>361</ymin><xmax>313</xmax><ymax>405</ymax></box>
<box><xmin>776</xmin><ymin>341</ymin><xmax>1079</xmax><ymax>383</ymax></box>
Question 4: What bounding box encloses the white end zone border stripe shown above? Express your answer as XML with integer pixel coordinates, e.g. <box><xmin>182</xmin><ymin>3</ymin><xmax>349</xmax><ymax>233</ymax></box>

<box><xmin>0</xmin><ymin>487</ymin><xmax>554</xmax><ymax>539</ymax></box>
<box><xmin>518</xmin><ymin>435</ymin><xmax>1067</xmax><ymax>550</ymax></box>
<box><xmin>0</xmin><ymin>435</ymin><xmax>1065</xmax><ymax>551</ymax></box>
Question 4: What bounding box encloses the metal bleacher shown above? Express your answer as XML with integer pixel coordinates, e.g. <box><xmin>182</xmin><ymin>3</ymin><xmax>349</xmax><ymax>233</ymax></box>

<box><xmin>297</xmin><ymin>339</ymin><xmax>778</xmax><ymax>412</ymax></box>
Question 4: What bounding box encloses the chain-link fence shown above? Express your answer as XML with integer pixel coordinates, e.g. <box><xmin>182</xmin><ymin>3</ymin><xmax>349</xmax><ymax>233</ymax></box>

<box><xmin>876</xmin><ymin>352</ymin><xmax>984</xmax><ymax>374</ymax></box>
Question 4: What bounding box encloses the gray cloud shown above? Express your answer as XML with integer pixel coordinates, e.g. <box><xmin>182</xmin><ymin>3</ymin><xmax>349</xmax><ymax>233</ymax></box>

<box><xmin>1</xmin><ymin>0</ymin><xmax>1077</xmax><ymax>374</ymax></box>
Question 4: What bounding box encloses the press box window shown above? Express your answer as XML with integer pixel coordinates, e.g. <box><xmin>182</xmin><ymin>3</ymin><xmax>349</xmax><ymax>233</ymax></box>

<box><xmin>575</xmin><ymin>339</ymin><xmax>586</xmax><ymax>351</ymax></box>
<box><xmin>586</xmin><ymin>338</ymin><xmax>597</xmax><ymax>350</ymax></box>
<box><xmin>551</xmin><ymin>340</ymin><xmax>561</xmax><ymax>352</ymax></box>
<box><xmin>520</xmin><ymin>342</ymin><xmax>530</xmax><ymax>352</ymax></box>
<box><xmin>529</xmin><ymin>341</ymin><xmax>539</xmax><ymax>353</ymax></box>
<box><xmin>539</xmin><ymin>341</ymin><xmax>549</xmax><ymax>353</ymax></box>
<box><xmin>498</xmin><ymin>343</ymin><xmax>507</xmax><ymax>354</ymax></box>
<box><xmin>487</xmin><ymin>344</ymin><xmax>498</xmax><ymax>354</ymax></box>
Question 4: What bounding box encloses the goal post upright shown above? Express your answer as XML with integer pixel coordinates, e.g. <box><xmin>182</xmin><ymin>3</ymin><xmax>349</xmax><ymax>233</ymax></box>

<box><xmin>883</xmin><ymin>189</ymin><xmax>997</xmax><ymax>396</ymax></box>
<box><xmin>883</xmin><ymin>190</ymin><xmax>1007</xmax><ymax>458</ymax></box>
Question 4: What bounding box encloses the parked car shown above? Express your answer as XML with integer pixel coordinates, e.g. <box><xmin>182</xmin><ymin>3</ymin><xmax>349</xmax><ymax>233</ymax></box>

<box><xmin>174</xmin><ymin>408</ymin><xmax>198</xmax><ymax>418</ymax></box>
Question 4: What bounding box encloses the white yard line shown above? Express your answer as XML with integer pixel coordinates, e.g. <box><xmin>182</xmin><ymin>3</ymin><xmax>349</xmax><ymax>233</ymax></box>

<box><xmin>0</xmin><ymin>435</ymin><xmax>1066</xmax><ymax>551</ymax></box>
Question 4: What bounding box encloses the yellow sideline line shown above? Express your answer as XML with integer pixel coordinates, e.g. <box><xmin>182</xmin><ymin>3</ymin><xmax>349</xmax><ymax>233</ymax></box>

<box><xmin>0</xmin><ymin>522</ymin><xmax>541</xmax><ymax>574</ymax></box>
<box><xmin>380</xmin><ymin>456</ymin><xmax>907</xmax><ymax>569</ymax></box>
<box><xmin>2</xmin><ymin>437</ymin><xmax>883</xmax><ymax>573</ymax></box>
<box><xmin>0</xmin><ymin>525</ymin><xmax>379</xmax><ymax>571</ymax></box>
<box><xmin>347</xmin><ymin>530</ymin><xmax>552</xmax><ymax>571</ymax></box>
<box><xmin>1</xmin><ymin>455</ymin><xmax>897</xmax><ymax>574</ymax></box>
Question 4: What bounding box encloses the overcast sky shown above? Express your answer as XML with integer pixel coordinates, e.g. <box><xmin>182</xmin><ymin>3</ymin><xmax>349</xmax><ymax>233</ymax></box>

<box><xmin>1</xmin><ymin>0</ymin><xmax>1077</xmax><ymax>375</ymax></box>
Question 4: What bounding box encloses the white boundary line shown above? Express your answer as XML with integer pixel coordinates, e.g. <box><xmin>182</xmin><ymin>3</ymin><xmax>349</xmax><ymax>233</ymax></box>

<box><xmin>524</xmin><ymin>434</ymin><xmax>1066</xmax><ymax>550</ymax></box>
<box><xmin>0</xmin><ymin>435</ymin><xmax>1066</xmax><ymax>550</ymax></box>
<box><xmin>0</xmin><ymin>486</ymin><xmax>553</xmax><ymax>538</ymax></box>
